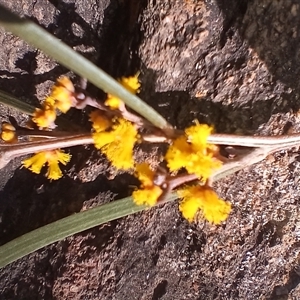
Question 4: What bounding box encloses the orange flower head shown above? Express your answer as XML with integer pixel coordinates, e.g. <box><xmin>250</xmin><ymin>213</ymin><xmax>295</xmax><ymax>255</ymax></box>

<box><xmin>178</xmin><ymin>186</ymin><xmax>231</xmax><ymax>224</ymax></box>
<box><xmin>56</xmin><ymin>76</ymin><xmax>75</xmax><ymax>93</ymax></box>
<box><xmin>105</xmin><ymin>95</ymin><xmax>124</xmax><ymax>110</ymax></box>
<box><xmin>1</xmin><ymin>122</ymin><xmax>17</xmax><ymax>143</ymax></box>
<box><xmin>135</xmin><ymin>163</ymin><xmax>155</xmax><ymax>187</ymax></box>
<box><xmin>132</xmin><ymin>185</ymin><xmax>163</xmax><ymax>206</ymax></box>
<box><xmin>89</xmin><ymin>110</ymin><xmax>111</xmax><ymax>132</ymax></box>
<box><xmin>105</xmin><ymin>74</ymin><xmax>140</xmax><ymax>110</ymax></box>
<box><xmin>50</xmin><ymin>76</ymin><xmax>75</xmax><ymax>113</ymax></box>
<box><xmin>32</xmin><ymin>102</ymin><xmax>56</xmax><ymax>129</ymax></box>
<box><xmin>22</xmin><ymin>149</ymin><xmax>71</xmax><ymax>180</ymax></box>
<box><xmin>165</xmin><ymin>123</ymin><xmax>222</xmax><ymax>180</ymax></box>
<box><xmin>92</xmin><ymin>118</ymin><xmax>137</xmax><ymax>169</ymax></box>
<box><xmin>119</xmin><ymin>74</ymin><xmax>140</xmax><ymax>94</ymax></box>
<box><xmin>132</xmin><ymin>163</ymin><xmax>163</xmax><ymax>207</ymax></box>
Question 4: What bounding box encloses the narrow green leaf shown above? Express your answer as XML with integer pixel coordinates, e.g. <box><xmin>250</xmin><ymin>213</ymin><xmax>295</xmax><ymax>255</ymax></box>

<box><xmin>0</xmin><ymin>90</ymin><xmax>34</xmax><ymax>115</ymax></box>
<box><xmin>0</xmin><ymin>194</ymin><xmax>178</xmax><ymax>268</ymax></box>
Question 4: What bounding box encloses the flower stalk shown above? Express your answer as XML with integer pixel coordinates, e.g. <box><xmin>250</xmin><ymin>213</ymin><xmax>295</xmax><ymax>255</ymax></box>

<box><xmin>1</xmin><ymin>130</ymin><xmax>300</xmax><ymax>170</ymax></box>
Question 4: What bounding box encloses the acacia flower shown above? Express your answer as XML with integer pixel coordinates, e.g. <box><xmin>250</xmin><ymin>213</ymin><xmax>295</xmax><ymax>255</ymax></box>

<box><xmin>132</xmin><ymin>163</ymin><xmax>163</xmax><ymax>206</ymax></box>
<box><xmin>50</xmin><ymin>76</ymin><xmax>75</xmax><ymax>113</ymax></box>
<box><xmin>32</xmin><ymin>102</ymin><xmax>56</xmax><ymax>129</ymax></box>
<box><xmin>165</xmin><ymin>123</ymin><xmax>222</xmax><ymax>180</ymax></box>
<box><xmin>32</xmin><ymin>77</ymin><xmax>75</xmax><ymax>129</ymax></box>
<box><xmin>177</xmin><ymin>186</ymin><xmax>231</xmax><ymax>224</ymax></box>
<box><xmin>89</xmin><ymin>110</ymin><xmax>111</xmax><ymax>132</ymax></box>
<box><xmin>92</xmin><ymin>118</ymin><xmax>137</xmax><ymax>169</ymax></box>
<box><xmin>22</xmin><ymin>149</ymin><xmax>71</xmax><ymax>180</ymax></box>
<box><xmin>119</xmin><ymin>74</ymin><xmax>141</xmax><ymax>94</ymax></box>
<box><xmin>105</xmin><ymin>94</ymin><xmax>124</xmax><ymax>110</ymax></box>
<box><xmin>105</xmin><ymin>74</ymin><xmax>141</xmax><ymax>110</ymax></box>
<box><xmin>1</xmin><ymin>122</ymin><xmax>17</xmax><ymax>143</ymax></box>
<box><xmin>133</xmin><ymin>185</ymin><xmax>162</xmax><ymax>206</ymax></box>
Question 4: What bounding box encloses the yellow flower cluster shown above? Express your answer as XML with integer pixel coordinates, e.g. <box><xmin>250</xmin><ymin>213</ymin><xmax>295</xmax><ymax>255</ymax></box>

<box><xmin>89</xmin><ymin>74</ymin><xmax>140</xmax><ymax>169</ymax></box>
<box><xmin>105</xmin><ymin>74</ymin><xmax>140</xmax><ymax>110</ymax></box>
<box><xmin>165</xmin><ymin>123</ymin><xmax>222</xmax><ymax>180</ymax></box>
<box><xmin>3</xmin><ymin>71</ymin><xmax>231</xmax><ymax>225</ymax></box>
<box><xmin>32</xmin><ymin>76</ymin><xmax>75</xmax><ymax>128</ymax></box>
<box><xmin>51</xmin><ymin>76</ymin><xmax>75</xmax><ymax>113</ymax></box>
<box><xmin>129</xmin><ymin>121</ymin><xmax>230</xmax><ymax>224</ymax></box>
<box><xmin>22</xmin><ymin>150</ymin><xmax>71</xmax><ymax>180</ymax></box>
<box><xmin>89</xmin><ymin>110</ymin><xmax>111</xmax><ymax>132</ymax></box>
<box><xmin>32</xmin><ymin>97</ymin><xmax>57</xmax><ymax>128</ymax></box>
<box><xmin>132</xmin><ymin>163</ymin><xmax>163</xmax><ymax>206</ymax></box>
<box><xmin>91</xmin><ymin>116</ymin><xmax>138</xmax><ymax>169</ymax></box>
<box><xmin>178</xmin><ymin>186</ymin><xmax>231</xmax><ymax>224</ymax></box>
<box><xmin>23</xmin><ymin>77</ymin><xmax>75</xmax><ymax>178</ymax></box>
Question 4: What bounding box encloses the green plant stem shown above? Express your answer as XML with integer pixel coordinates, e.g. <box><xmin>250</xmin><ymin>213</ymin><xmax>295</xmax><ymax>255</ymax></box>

<box><xmin>0</xmin><ymin>4</ymin><xmax>172</xmax><ymax>133</ymax></box>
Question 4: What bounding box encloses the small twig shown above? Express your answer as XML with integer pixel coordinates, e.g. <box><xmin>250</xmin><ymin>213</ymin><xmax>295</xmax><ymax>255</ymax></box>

<box><xmin>15</xmin><ymin>128</ymin><xmax>86</xmax><ymax>139</ymax></box>
<box><xmin>143</xmin><ymin>131</ymin><xmax>300</xmax><ymax>147</ymax></box>
<box><xmin>74</xmin><ymin>91</ymin><xmax>167</xmax><ymax>130</ymax></box>
<box><xmin>207</xmin><ymin>133</ymin><xmax>300</xmax><ymax>147</ymax></box>
<box><xmin>211</xmin><ymin>139</ymin><xmax>300</xmax><ymax>182</ymax></box>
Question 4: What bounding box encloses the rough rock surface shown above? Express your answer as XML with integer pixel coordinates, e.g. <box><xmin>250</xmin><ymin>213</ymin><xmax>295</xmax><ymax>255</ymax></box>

<box><xmin>0</xmin><ymin>0</ymin><xmax>300</xmax><ymax>299</ymax></box>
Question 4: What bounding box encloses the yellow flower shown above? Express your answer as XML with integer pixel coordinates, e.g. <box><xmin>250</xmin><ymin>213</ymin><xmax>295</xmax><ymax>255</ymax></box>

<box><xmin>178</xmin><ymin>186</ymin><xmax>231</xmax><ymax>224</ymax></box>
<box><xmin>1</xmin><ymin>122</ymin><xmax>17</xmax><ymax>143</ymax></box>
<box><xmin>89</xmin><ymin>110</ymin><xmax>111</xmax><ymax>132</ymax></box>
<box><xmin>105</xmin><ymin>74</ymin><xmax>140</xmax><ymax>110</ymax></box>
<box><xmin>50</xmin><ymin>76</ymin><xmax>75</xmax><ymax>113</ymax></box>
<box><xmin>23</xmin><ymin>152</ymin><xmax>46</xmax><ymax>174</ymax></box>
<box><xmin>105</xmin><ymin>95</ymin><xmax>123</xmax><ymax>110</ymax></box>
<box><xmin>32</xmin><ymin>102</ymin><xmax>56</xmax><ymax>128</ymax></box>
<box><xmin>32</xmin><ymin>77</ymin><xmax>75</xmax><ymax>129</ymax></box>
<box><xmin>178</xmin><ymin>195</ymin><xmax>200</xmax><ymax>222</ymax></box>
<box><xmin>44</xmin><ymin>96</ymin><xmax>55</xmax><ymax>106</ymax></box>
<box><xmin>119</xmin><ymin>74</ymin><xmax>140</xmax><ymax>94</ymax></box>
<box><xmin>165</xmin><ymin>123</ymin><xmax>222</xmax><ymax>180</ymax></box>
<box><xmin>92</xmin><ymin>118</ymin><xmax>137</xmax><ymax>169</ymax></box>
<box><xmin>132</xmin><ymin>185</ymin><xmax>163</xmax><ymax>206</ymax></box>
<box><xmin>132</xmin><ymin>163</ymin><xmax>163</xmax><ymax>206</ymax></box>
<box><xmin>185</xmin><ymin>123</ymin><xmax>213</xmax><ymax>151</ymax></box>
<box><xmin>165</xmin><ymin>136</ymin><xmax>192</xmax><ymax>171</ymax></box>
<box><xmin>22</xmin><ymin>150</ymin><xmax>71</xmax><ymax>180</ymax></box>
<box><xmin>56</xmin><ymin>76</ymin><xmax>75</xmax><ymax>93</ymax></box>
<box><xmin>135</xmin><ymin>163</ymin><xmax>155</xmax><ymax>186</ymax></box>
<box><xmin>92</xmin><ymin>131</ymin><xmax>115</xmax><ymax>148</ymax></box>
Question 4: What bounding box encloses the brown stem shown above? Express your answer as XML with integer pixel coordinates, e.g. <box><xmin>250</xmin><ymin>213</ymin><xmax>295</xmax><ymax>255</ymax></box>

<box><xmin>156</xmin><ymin>173</ymin><xmax>198</xmax><ymax>203</ymax></box>
<box><xmin>16</xmin><ymin>129</ymin><xmax>86</xmax><ymax>139</ymax></box>
<box><xmin>143</xmin><ymin>131</ymin><xmax>300</xmax><ymax>149</ymax></box>
<box><xmin>167</xmin><ymin>173</ymin><xmax>198</xmax><ymax>190</ymax></box>
<box><xmin>207</xmin><ymin>132</ymin><xmax>300</xmax><ymax>147</ymax></box>
<box><xmin>0</xmin><ymin>133</ymin><xmax>93</xmax><ymax>169</ymax></box>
